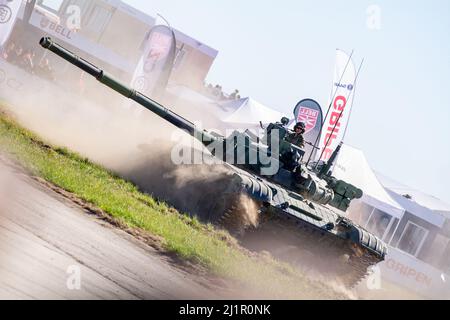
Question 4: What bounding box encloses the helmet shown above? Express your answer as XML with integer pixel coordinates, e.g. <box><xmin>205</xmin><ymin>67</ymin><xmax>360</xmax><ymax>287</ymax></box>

<box><xmin>280</xmin><ymin>117</ymin><xmax>290</xmax><ymax>126</ymax></box>
<box><xmin>294</xmin><ymin>122</ymin><xmax>306</xmax><ymax>131</ymax></box>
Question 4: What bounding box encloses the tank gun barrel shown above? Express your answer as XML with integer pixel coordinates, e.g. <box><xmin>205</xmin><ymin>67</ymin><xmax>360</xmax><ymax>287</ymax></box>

<box><xmin>39</xmin><ymin>37</ymin><xmax>218</xmax><ymax>145</ymax></box>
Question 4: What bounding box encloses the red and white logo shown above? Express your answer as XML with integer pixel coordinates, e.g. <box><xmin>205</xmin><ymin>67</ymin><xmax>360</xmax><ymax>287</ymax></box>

<box><xmin>297</xmin><ymin>106</ymin><xmax>319</xmax><ymax>134</ymax></box>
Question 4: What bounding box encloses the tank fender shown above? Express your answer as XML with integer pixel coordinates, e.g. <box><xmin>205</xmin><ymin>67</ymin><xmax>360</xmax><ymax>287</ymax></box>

<box><xmin>230</xmin><ymin>173</ymin><xmax>273</xmax><ymax>203</ymax></box>
<box><xmin>345</xmin><ymin>223</ymin><xmax>388</xmax><ymax>258</ymax></box>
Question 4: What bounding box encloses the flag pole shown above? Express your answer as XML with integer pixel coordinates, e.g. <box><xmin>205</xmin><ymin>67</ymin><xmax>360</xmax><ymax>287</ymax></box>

<box><xmin>306</xmin><ymin>49</ymin><xmax>354</xmax><ymax>166</ymax></box>
<box><xmin>342</xmin><ymin>58</ymin><xmax>364</xmax><ymax>141</ymax></box>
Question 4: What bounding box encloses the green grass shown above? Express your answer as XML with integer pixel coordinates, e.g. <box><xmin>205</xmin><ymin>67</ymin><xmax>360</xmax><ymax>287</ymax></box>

<box><xmin>0</xmin><ymin>108</ymin><xmax>343</xmax><ymax>299</ymax></box>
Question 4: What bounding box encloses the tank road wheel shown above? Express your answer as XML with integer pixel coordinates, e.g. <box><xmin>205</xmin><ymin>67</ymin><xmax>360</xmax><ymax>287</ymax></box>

<box><xmin>337</xmin><ymin>249</ymin><xmax>382</xmax><ymax>288</ymax></box>
<box><xmin>240</xmin><ymin>214</ymin><xmax>382</xmax><ymax>289</ymax></box>
<box><xmin>314</xmin><ymin>243</ymin><xmax>382</xmax><ymax>289</ymax></box>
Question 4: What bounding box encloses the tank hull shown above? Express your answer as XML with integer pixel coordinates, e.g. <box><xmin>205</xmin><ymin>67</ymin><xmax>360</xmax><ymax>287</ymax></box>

<box><xmin>212</xmin><ymin>165</ymin><xmax>386</xmax><ymax>287</ymax></box>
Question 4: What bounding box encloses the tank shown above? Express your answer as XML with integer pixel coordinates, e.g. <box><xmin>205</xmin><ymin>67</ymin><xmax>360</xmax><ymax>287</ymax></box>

<box><xmin>40</xmin><ymin>37</ymin><xmax>387</xmax><ymax>287</ymax></box>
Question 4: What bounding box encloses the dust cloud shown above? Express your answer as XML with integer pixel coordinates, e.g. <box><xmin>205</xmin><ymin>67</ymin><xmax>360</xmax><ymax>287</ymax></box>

<box><xmin>2</xmin><ymin>59</ymin><xmax>263</xmax><ymax>227</ymax></box>
<box><xmin>2</xmin><ymin>66</ymin><xmax>349</xmax><ymax>298</ymax></box>
<box><xmin>1</xmin><ymin>57</ymin><xmax>353</xmax><ymax>299</ymax></box>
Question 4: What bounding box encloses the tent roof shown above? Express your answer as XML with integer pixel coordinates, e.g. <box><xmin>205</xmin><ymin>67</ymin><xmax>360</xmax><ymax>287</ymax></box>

<box><xmin>376</xmin><ymin>172</ymin><xmax>450</xmax><ymax>213</ymax></box>
<box><xmin>376</xmin><ymin>172</ymin><xmax>450</xmax><ymax>222</ymax></box>
<box><xmin>166</xmin><ymin>88</ymin><xmax>286</xmax><ymax>132</ymax></box>
<box><xmin>333</xmin><ymin>144</ymin><xmax>405</xmax><ymax>219</ymax></box>
<box><xmin>385</xmin><ymin>189</ymin><xmax>446</xmax><ymax>227</ymax></box>
<box><xmin>222</xmin><ymin>98</ymin><xmax>286</xmax><ymax>125</ymax></box>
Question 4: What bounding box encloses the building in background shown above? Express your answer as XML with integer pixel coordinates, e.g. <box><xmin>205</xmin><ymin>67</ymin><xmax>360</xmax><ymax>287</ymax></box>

<box><xmin>8</xmin><ymin>0</ymin><xmax>217</xmax><ymax>93</ymax></box>
<box><xmin>335</xmin><ymin>144</ymin><xmax>450</xmax><ymax>298</ymax></box>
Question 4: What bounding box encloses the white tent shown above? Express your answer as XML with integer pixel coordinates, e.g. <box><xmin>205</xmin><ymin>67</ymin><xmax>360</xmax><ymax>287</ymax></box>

<box><xmin>221</xmin><ymin>97</ymin><xmax>287</xmax><ymax>127</ymax></box>
<box><xmin>333</xmin><ymin>144</ymin><xmax>405</xmax><ymax>219</ymax></box>
<box><xmin>165</xmin><ymin>86</ymin><xmax>287</xmax><ymax>132</ymax></box>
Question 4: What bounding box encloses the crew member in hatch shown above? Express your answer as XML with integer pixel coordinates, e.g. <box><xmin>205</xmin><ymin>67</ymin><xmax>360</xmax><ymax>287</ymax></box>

<box><xmin>285</xmin><ymin>122</ymin><xmax>306</xmax><ymax>148</ymax></box>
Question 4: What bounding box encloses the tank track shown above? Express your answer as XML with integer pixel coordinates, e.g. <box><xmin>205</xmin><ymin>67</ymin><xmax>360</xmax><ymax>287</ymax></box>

<box><xmin>248</xmin><ymin>212</ymin><xmax>383</xmax><ymax>288</ymax></box>
<box><xmin>212</xmin><ymin>191</ymin><xmax>382</xmax><ymax>288</ymax></box>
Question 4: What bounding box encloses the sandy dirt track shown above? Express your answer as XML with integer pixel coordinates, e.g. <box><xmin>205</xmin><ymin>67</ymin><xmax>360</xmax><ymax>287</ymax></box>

<box><xmin>0</xmin><ymin>155</ymin><xmax>226</xmax><ymax>300</ymax></box>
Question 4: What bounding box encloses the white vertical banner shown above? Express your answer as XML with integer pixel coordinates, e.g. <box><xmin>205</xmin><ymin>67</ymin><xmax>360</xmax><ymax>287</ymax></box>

<box><xmin>318</xmin><ymin>49</ymin><xmax>356</xmax><ymax>162</ymax></box>
<box><xmin>131</xmin><ymin>25</ymin><xmax>175</xmax><ymax>98</ymax></box>
<box><xmin>0</xmin><ymin>0</ymin><xmax>22</xmax><ymax>47</ymax></box>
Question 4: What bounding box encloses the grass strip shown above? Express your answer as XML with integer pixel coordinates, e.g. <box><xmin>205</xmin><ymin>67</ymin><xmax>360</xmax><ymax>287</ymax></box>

<box><xmin>0</xmin><ymin>108</ymin><xmax>343</xmax><ymax>299</ymax></box>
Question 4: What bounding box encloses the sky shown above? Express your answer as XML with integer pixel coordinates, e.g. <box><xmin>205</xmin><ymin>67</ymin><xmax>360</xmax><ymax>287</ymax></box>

<box><xmin>122</xmin><ymin>0</ymin><xmax>450</xmax><ymax>205</ymax></box>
